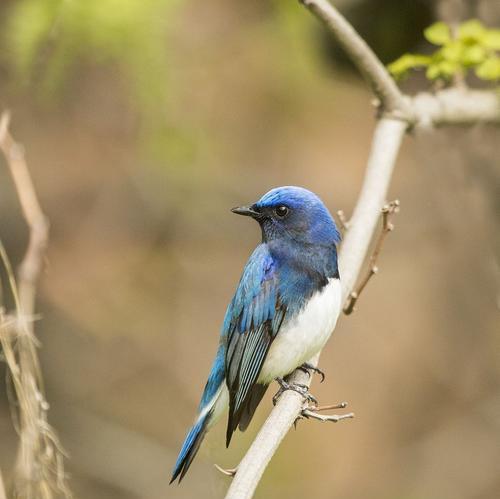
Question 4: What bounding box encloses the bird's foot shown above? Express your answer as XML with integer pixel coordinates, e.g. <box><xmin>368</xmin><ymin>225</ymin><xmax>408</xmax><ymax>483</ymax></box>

<box><xmin>272</xmin><ymin>377</ymin><xmax>318</xmax><ymax>406</ymax></box>
<box><xmin>214</xmin><ymin>463</ymin><xmax>237</xmax><ymax>477</ymax></box>
<box><xmin>298</xmin><ymin>362</ymin><xmax>326</xmax><ymax>383</ymax></box>
<box><xmin>298</xmin><ymin>401</ymin><xmax>355</xmax><ymax>424</ymax></box>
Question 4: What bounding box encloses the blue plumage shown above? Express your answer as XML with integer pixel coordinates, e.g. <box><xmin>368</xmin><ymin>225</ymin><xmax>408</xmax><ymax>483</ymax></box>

<box><xmin>170</xmin><ymin>345</ymin><xmax>225</xmax><ymax>483</ymax></box>
<box><xmin>198</xmin><ymin>344</ymin><xmax>225</xmax><ymax>411</ymax></box>
<box><xmin>223</xmin><ymin>244</ymin><xmax>286</xmax><ymax>444</ymax></box>
<box><xmin>171</xmin><ymin>186</ymin><xmax>341</xmax><ymax>483</ymax></box>
<box><xmin>170</xmin><ymin>412</ymin><xmax>209</xmax><ymax>483</ymax></box>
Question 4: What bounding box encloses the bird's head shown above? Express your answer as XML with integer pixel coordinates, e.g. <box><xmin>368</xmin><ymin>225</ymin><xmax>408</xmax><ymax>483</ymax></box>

<box><xmin>232</xmin><ymin>186</ymin><xmax>340</xmax><ymax>246</ymax></box>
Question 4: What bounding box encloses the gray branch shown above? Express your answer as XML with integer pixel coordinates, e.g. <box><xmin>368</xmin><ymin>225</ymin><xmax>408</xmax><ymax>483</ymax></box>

<box><xmin>410</xmin><ymin>88</ymin><xmax>500</xmax><ymax>127</ymax></box>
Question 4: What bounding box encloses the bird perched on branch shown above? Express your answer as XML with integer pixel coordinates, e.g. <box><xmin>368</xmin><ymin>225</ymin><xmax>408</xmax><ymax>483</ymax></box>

<box><xmin>171</xmin><ymin>186</ymin><xmax>341</xmax><ymax>483</ymax></box>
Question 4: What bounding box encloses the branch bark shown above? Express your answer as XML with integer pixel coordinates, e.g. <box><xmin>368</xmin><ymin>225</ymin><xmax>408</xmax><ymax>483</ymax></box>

<box><xmin>0</xmin><ymin>111</ymin><xmax>71</xmax><ymax>498</ymax></box>
<box><xmin>410</xmin><ymin>88</ymin><xmax>500</xmax><ymax>127</ymax></box>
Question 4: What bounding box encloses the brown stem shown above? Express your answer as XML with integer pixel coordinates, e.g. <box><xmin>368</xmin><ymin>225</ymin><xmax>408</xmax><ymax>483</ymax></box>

<box><xmin>0</xmin><ymin>111</ymin><xmax>71</xmax><ymax>498</ymax></box>
<box><xmin>314</xmin><ymin>402</ymin><xmax>348</xmax><ymax>412</ymax></box>
<box><xmin>301</xmin><ymin>409</ymin><xmax>355</xmax><ymax>423</ymax></box>
<box><xmin>343</xmin><ymin>200</ymin><xmax>400</xmax><ymax>314</ymax></box>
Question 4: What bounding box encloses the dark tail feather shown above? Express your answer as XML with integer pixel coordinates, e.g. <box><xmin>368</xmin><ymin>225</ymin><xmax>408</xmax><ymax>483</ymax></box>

<box><xmin>238</xmin><ymin>384</ymin><xmax>268</xmax><ymax>432</ymax></box>
<box><xmin>226</xmin><ymin>383</ymin><xmax>268</xmax><ymax>447</ymax></box>
<box><xmin>170</xmin><ymin>412</ymin><xmax>210</xmax><ymax>484</ymax></box>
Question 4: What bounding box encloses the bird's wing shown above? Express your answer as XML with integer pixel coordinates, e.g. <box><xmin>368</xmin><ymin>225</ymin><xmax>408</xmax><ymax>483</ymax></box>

<box><xmin>222</xmin><ymin>244</ymin><xmax>287</xmax><ymax>446</ymax></box>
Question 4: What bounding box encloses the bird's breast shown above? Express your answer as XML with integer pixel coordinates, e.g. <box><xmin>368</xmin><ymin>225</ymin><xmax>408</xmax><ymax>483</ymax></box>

<box><xmin>258</xmin><ymin>277</ymin><xmax>341</xmax><ymax>384</ymax></box>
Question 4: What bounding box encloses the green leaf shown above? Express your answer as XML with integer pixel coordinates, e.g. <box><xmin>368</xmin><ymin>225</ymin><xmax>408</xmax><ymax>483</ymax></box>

<box><xmin>458</xmin><ymin>19</ymin><xmax>486</xmax><ymax>42</ymax></box>
<box><xmin>440</xmin><ymin>41</ymin><xmax>463</xmax><ymax>62</ymax></box>
<box><xmin>439</xmin><ymin>60</ymin><xmax>460</xmax><ymax>76</ymax></box>
<box><xmin>387</xmin><ymin>53</ymin><xmax>431</xmax><ymax>77</ymax></box>
<box><xmin>424</xmin><ymin>22</ymin><xmax>451</xmax><ymax>45</ymax></box>
<box><xmin>426</xmin><ymin>60</ymin><xmax>460</xmax><ymax>80</ymax></box>
<box><xmin>389</xmin><ymin>20</ymin><xmax>500</xmax><ymax>84</ymax></box>
<box><xmin>476</xmin><ymin>56</ymin><xmax>500</xmax><ymax>80</ymax></box>
<box><xmin>483</xmin><ymin>29</ymin><xmax>500</xmax><ymax>50</ymax></box>
<box><xmin>462</xmin><ymin>45</ymin><xmax>486</xmax><ymax>66</ymax></box>
<box><xmin>426</xmin><ymin>64</ymin><xmax>441</xmax><ymax>79</ymax></box>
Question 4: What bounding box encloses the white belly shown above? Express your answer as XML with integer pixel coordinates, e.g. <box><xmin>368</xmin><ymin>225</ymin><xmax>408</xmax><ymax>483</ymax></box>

<box><xmin>258</xmin><ymin>278</ymin><xmax>341</xmax><ymax>384</ymax></box>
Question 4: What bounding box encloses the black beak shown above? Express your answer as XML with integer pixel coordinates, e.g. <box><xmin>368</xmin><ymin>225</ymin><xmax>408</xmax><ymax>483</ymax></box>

<box><xmin>231</xmin><ymin>205</ymin><xmax>260</xmax><ymax>218</ymax></box>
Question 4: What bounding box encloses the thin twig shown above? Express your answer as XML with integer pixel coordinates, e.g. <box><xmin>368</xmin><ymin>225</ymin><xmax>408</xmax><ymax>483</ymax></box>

<box><xmin>299</xmin><ymin>400</ymin><xmax>354</xmax><ymax>423</ymax></box>
<box><xmin>343</xmin><ymin>200</ymin><xmax>399</xmax><ymax>314</ymax></box>
<box><xmin>299</xmin><ymin>0</ymin><xmax>411</xmax><ymax>118</ymax></box>
<box><xmin>314</xmin><ymin>401</ymin><xmax>348</xmax><ymax>412</ymax></box>
<box><xmin>300</xmin><ymin>408</ymin><xmax>355</xmax><ymax>423</ymax></box>
<box><xmin>0</xmin><ymin>111</ymin><xmax>72</xmax><ymax>498</ymax></box>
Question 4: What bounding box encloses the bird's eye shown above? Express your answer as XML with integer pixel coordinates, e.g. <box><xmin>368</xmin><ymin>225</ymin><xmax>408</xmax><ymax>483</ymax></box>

<box><xmin>274</xmin><ymin>205</ymin><xmax>289</xmax><ymax>218</ymax></box>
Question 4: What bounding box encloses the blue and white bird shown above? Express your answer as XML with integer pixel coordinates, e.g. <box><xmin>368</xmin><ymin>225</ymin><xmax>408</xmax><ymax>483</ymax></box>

<box><xmin>171</xmin><ymin>186</ymin><xmax>341</xmax><ymax>483</ymax></box>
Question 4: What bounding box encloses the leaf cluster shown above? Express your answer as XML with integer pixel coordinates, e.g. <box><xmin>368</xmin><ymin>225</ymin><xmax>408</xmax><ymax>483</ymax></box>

<box><xmin>388</xmin><ymin>20</ymin><xmax>500</xmax><ymax>82</ymax></box>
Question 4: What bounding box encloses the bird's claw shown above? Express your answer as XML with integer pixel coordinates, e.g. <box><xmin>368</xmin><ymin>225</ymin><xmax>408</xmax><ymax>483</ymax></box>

<box><xmin>298</xmin><ymin>362</ymin><xmax>326</xmax><ymax>383</ymax></box>
<box><xmin>273</xmin><ymin>377</ymin><xmax>318</xmax><ymax>406</ymax></box>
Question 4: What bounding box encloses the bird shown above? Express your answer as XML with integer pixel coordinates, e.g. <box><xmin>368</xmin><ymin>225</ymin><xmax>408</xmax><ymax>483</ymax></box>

<box><xmin>170</xmin><ymin>186</ymin><xmax>342</xmax><ymax>483</ymax></box>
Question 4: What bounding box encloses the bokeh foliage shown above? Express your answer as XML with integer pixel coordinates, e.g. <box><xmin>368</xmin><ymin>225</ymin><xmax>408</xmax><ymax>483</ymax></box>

<box><xmin>2</xmin><ymin>0</ymin><xmax>323</xmax><ymax>167</ymax></box>
<box><xmin>5</xmin><ymin>0</ymin><xmax>181</xmax><ymax>105</ymax></box>
<box><xmin>4</xmin><ymin>0</ymin><xmax>188</xmax><ymax>164</ymax></box>
<box><xmin>389</xmin><ymin>19</ymin><xmax>500</xmax><ymax>82</ymax></box>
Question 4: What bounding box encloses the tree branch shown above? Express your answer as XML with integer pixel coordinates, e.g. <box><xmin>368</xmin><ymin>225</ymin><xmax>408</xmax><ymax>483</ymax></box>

<box><xmin>0</xmin><ymin>111</ymin><xmax>71</xmax><ymax>498</ymax></box>
<box><xmin>0</xmin><ymin>114</ymin><xmax>49</xmax><ymax>315</ymax></box>
<box><xmin>300</xmin><ymin>0</ymin><xmax>411</xmax><ymax>117</ymax></box>
<box><xmin>410</xmin><ymin>88</ymin><xmax>500</xmax><ymax>127</ymax></box>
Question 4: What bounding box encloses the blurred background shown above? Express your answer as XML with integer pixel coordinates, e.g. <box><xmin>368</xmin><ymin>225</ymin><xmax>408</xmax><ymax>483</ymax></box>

<box><xmin>0</xmin><ymin>0</ymin><xmax>499</xmax><ymax>498</ymax></box>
